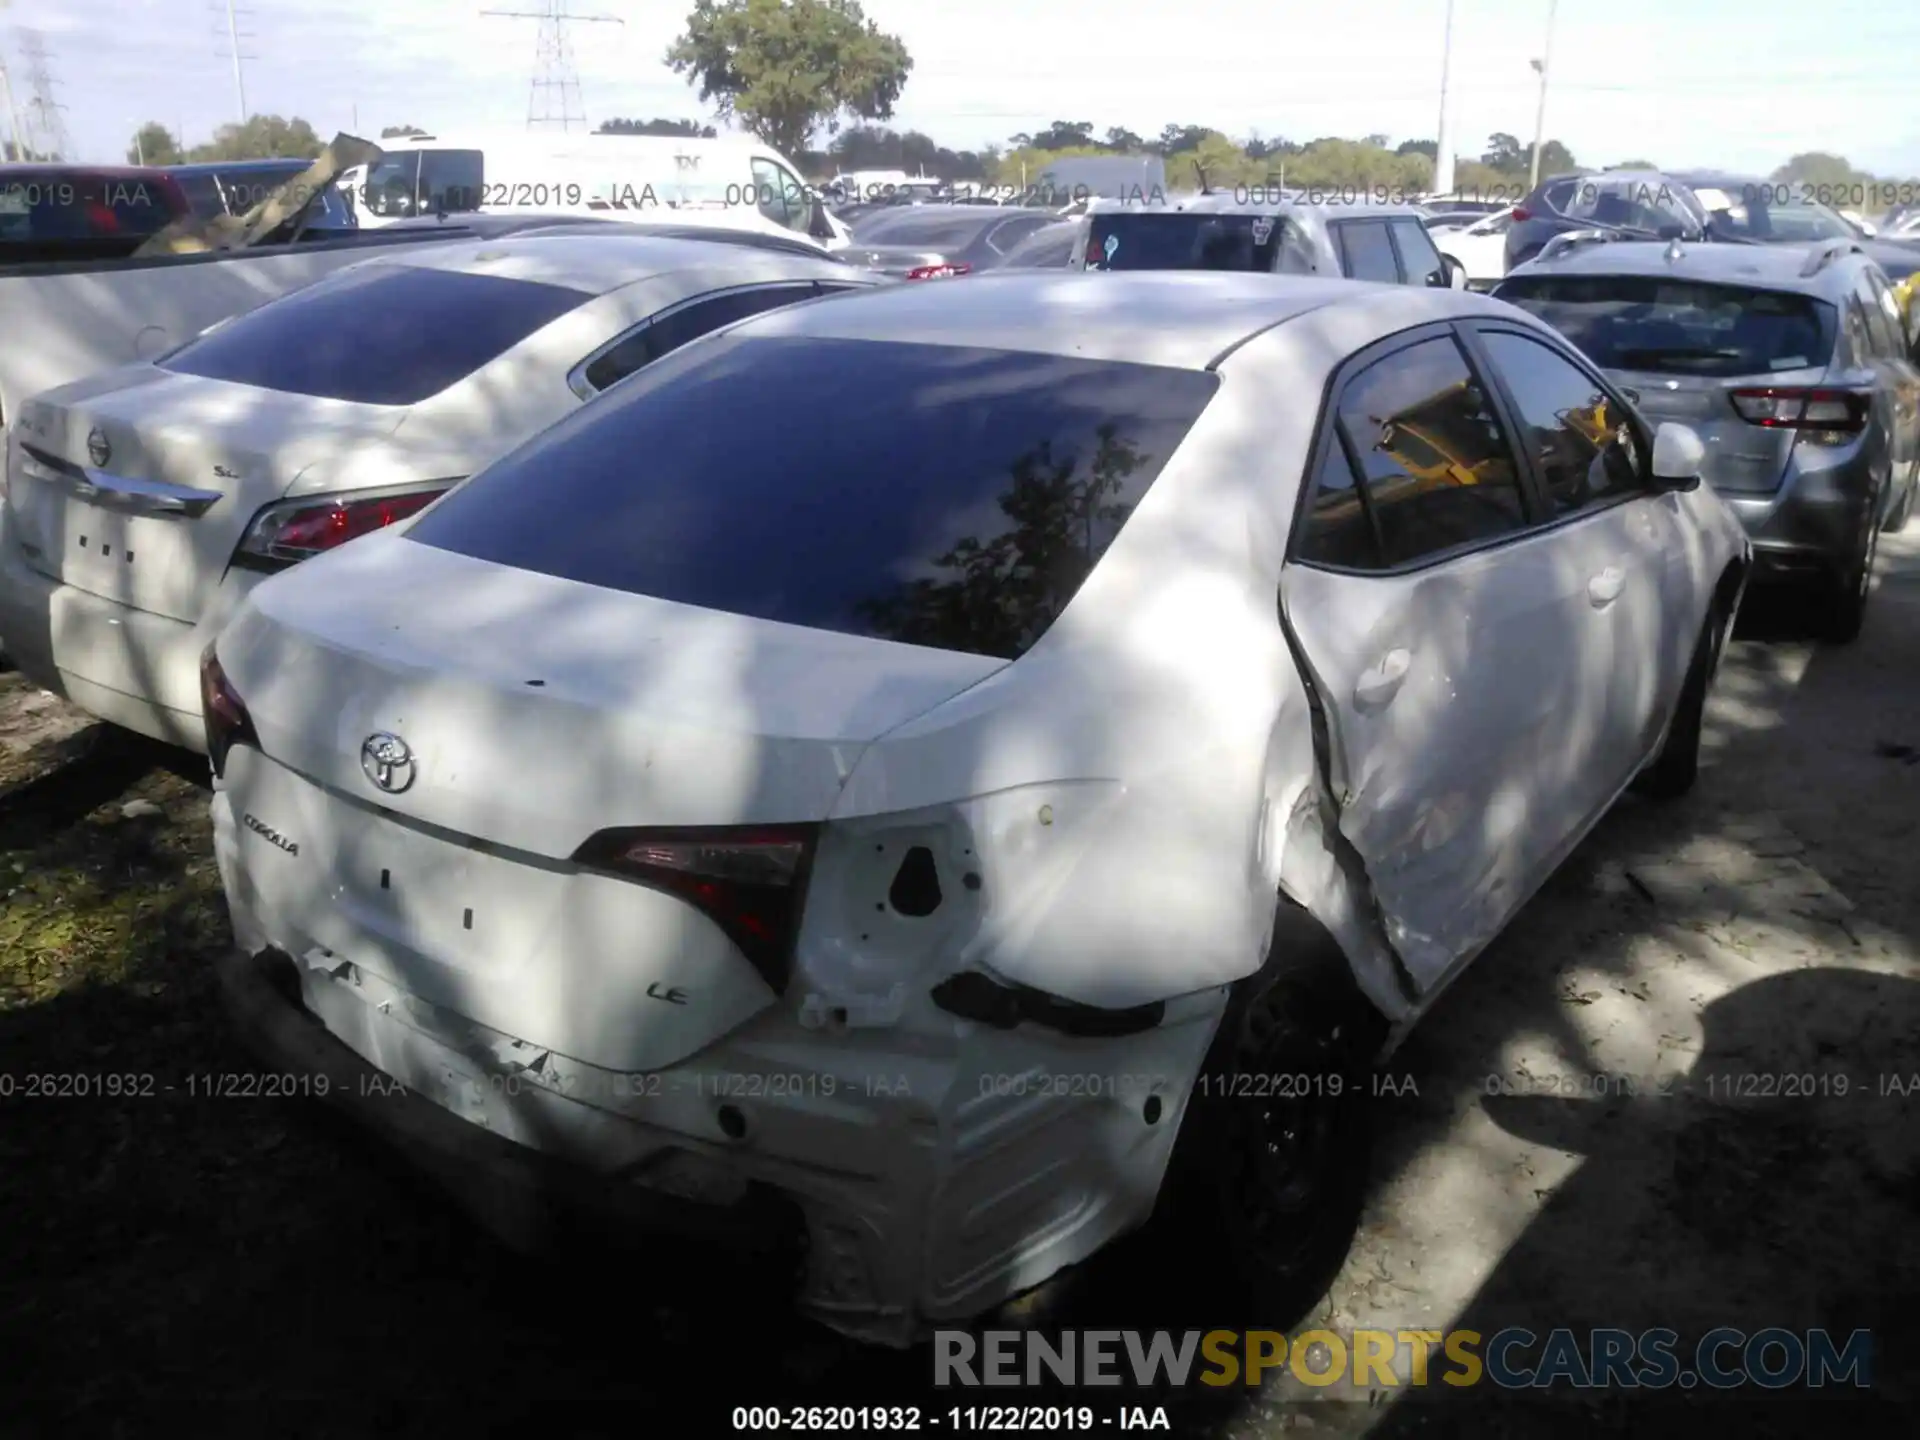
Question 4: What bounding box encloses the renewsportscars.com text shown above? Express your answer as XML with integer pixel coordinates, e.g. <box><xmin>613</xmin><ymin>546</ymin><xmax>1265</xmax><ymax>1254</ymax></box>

<box><xmin>933</xmin><ymin>1327</ymin><xmax>1873</xmax><ymax>1391</ymax></box>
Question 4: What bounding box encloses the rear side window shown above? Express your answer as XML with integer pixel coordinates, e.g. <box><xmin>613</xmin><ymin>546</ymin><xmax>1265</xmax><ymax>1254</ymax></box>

<box><xmin>1003</xmin><ymin>226</ymin><xmax>1076</xmax><ymax>268</ymax></box>
<box><xmin>159</xmin><ymin>263</ymin><xmax>588</xmax><ymax>404</ymax></box>
<box><xmin>1303</xmin><ymin>336</ymin><xmax>1528</xmax><ymax>569</ymax></box>
<box><xmin>1333</xmin><ymin>221</ymin><xmax>1398</xmax><ymax>282</ymax></box>
<box><xmin>577</xmin><ymin>283</ymin><xmax>831</xmax><ymax>394</ymax></box>
<box><xmin>407</xmin><ymin>336</ymin><xmax>1221</xmax><ymax>660</ymax></box>
<box><xmin>1495</xmin><ymin>276</ymin><xmax>1836</xmax><ymax>377</ymax></box>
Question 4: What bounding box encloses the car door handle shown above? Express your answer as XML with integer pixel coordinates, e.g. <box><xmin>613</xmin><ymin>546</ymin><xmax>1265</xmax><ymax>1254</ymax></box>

<box><xmin>1354</xmin><ymin>648</ymin><xmax>1411</xmax><ymax>706</ymax></box>
<box><xmin>1588</xmin><ymin>566</ymin><xmax>1626</xmax><ymax>607</ymax></box>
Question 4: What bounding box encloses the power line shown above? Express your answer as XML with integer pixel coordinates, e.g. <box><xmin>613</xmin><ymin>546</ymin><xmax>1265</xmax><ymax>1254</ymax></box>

<box><xmin>15</xmin><ymin>27</ymin><xmax>70</xmax><ymax>161</ymax></box>
<box><xmin>481</xmin><ymin>2</ymin><xmax>624</xmax><ymax>132</ymax></box>
<box><xmin>212</xmin><ymin>0</ymin><xmax>257</xmax><ymax>126</ymax></box>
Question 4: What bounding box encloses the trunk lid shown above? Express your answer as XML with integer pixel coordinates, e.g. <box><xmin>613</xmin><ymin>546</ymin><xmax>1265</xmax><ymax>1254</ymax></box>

<box><xmin>1615</xmin><ymin>364</ymin><xmax>1828</xmax><ymax>496</ymax></box>
<box><xmin>217</xmin><ymin>537</ymin><xmax>1008</xmax><ymax>1070</ymax></box>
<box><xmin>5</xmin><ymin>368</ymin><xmax>408</xmax><ymax>622</ymax></box>
<box><xmin>222</xmin><ymin>534</ymin><xmax>1009</xmax><ymax>858</ymax></box>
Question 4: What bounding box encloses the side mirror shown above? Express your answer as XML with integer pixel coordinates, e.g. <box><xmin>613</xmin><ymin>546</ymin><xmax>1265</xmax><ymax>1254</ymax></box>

<box><xmin>1650</xmin><ymin>422</ymin><xmax>1705</xmax><ymax>490</ymax></box>
<box><xmin>1619</xmin><ymin>385</ymin><xmax>1641</xmax><ymax>404</ymax></box>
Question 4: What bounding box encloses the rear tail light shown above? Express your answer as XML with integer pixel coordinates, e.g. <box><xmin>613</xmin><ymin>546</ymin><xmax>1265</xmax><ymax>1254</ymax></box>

<box><xmin>1511</xmin><ymin>207</ymin><xmax>1531</xmax><ymax>222</ymax></box>
<box><xmin>571</xmin><ymin>824</ymin><xmax>820</xmax><ymax>994</ymax></box>
<box><xmin>904</xmin><ymin>262</ymin><xmax>971</xmax><ymax>280</ymax></box>
<box><xmin>200</xmin><ymin>646</ymin><xmax>258</xmax><ymax>779</ymax></box>
<box><xmin>232</xmin><ymin>480</ymin><xmax>458</xmax><ymax>573</ymax></box>
<box><xmin>1728</xmin><ymin>387</ymin><xmax>1871</xmax><ymax>439</ymax></box>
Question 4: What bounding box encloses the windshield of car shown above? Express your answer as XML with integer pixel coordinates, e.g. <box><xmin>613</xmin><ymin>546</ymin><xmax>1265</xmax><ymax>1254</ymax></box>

<box><xmin>1084</xmin><ymin>212</ymin><xmax>1288</xmax><ymax>271</ymax></box>
<box><xmin>158</xmin><ymin>262</ymin><xmax>589</xmax><ymax>404</ymax></box>
<box><xmin>1689</xmin><ymin>186</ymin><xmax>1854</xmax><ymax>244</ymax></box>
<box><xmin>1555</xmin><ymin>177</ymin><xmax>1702</xmax><ymax>234</ymax></box>
<box><xmin>1496</xmin><ymin>275</ymin><xmax>1836</xmax><ymax>377</ymax></box>
<box><xmin>405</xmin><ymin>335</ymin><xmax>1221</xmax><ymax>661</ymax></box>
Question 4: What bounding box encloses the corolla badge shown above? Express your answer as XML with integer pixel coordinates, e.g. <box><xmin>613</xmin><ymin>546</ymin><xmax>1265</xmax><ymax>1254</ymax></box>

<box><xmin>86</xmin><ymin>428</ymin><xmax>111</xmax><ymax>468</ymax></box>
<box><xmin>360</xmin><ymin>732</ymin><xmax>415</xmax><ymax>793</ymax></box>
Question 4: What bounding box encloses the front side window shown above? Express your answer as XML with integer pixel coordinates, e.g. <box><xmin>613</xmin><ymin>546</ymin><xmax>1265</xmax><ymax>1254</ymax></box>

<box><xmin>1495</xmin><ymin>275</ymin><xmax>1837</xmax><ymax>377</ymax></box>
<box><xmin>1334</xmin><ymin>221</ymin><xmax>1399</xmax><ymax>283</ymax></box>
<box><xmin>578</xmin><ymin>283</ymin><xmax>829</xmax><ymax>394</ymax></box>
<box><xmin>407</xmin><ymin>336</ymin><xmax>1221</xmax><ymax>661</ymax></box>
<box><xmin>1325</xmin><ymin>336</ymin><xmax>1527</xmax><ymax>568</ymax></box>
<box><xmin>159</xmin><ymin>263</ymin><xmax>588</xmax><ymax>405</ymax></box>
<box><xmin>1478</xmin><ymin>330</ymin><xmax>1645</xmax><ymax>518</ymax></box>
<box><xmin>1388</xmin><ymin>218</ymin><xmax>1445</xmax><ymax>286</ymax></box>
<box><xmin>750</xmin><ymin>158</ymin><xmax>808</xmax><ymax>232</ymax></box>
<box><xmin>361</xmin><ymin>152</ymin><xmax>420</xmax><ymax>218</ymax></box>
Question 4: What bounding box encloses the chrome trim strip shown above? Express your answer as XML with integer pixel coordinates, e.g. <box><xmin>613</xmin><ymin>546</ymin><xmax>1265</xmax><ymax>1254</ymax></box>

<box><xmin>20</xmin><ymin>444</ymin><xmax>223</xmax><ymax>519</ymax></box>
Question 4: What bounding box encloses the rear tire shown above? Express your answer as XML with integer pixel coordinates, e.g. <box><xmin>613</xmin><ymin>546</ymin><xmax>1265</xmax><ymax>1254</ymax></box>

<box><xmin>1634</xmin><ymin>611</ymin><xmax>1721</xmax><ymax>800</ymax></box>
<box><xmin>1153</xmin><ymin>949</ymin><xmax>1380</xmax><ymax>1325</ymax></box>
<box><xmin>1817</xmin><ymin>513</ymin><xmax>1878</xmax><ymax>645</ymax></box>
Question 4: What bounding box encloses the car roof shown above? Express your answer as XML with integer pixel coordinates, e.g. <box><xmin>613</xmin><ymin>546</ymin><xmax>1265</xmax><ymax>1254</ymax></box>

<box><xmin>722</xmin><ymin>271</ymin><xmax>1511</xmax><ymax>368</ymax></box>
<box><xmin>1506</xmin><ymin>238</ymin><xmax>1869</xmax><ymax>293</ymax></box>
<box><xmin>364</xmin><ymin>231</ymin><xmax>855</xmax><ymax>295</ymax></box>
<box><xmin>167</xmin><ymin>158</ymin><xmax>310</xmax><ymax>175</ymax></box>
<box><xmin>1174</xmin><ymin>194</ymin><xmax>1428</xmax><ymax>220</ymax></box>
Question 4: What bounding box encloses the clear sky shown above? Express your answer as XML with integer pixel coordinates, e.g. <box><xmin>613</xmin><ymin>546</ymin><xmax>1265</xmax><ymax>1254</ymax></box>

<box><xmin>5</xmin><ymin>0</ymin><xmax>1919</xmax><ymax>178</ymax></box>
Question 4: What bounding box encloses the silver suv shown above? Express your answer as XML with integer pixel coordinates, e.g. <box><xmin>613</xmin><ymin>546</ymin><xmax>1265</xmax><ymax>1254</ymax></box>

<box><xmin>1496</xmin><ymin>236</ymin><xmax>1920</xmax><ymax>641</ymax></box>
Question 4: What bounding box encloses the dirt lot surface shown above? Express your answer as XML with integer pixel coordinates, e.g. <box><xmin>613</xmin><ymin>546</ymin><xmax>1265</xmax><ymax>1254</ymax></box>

<box><xmin>3</xmin><ymin>536</ymin><xmax>1917</xmax><ymax>1438</ymax></box>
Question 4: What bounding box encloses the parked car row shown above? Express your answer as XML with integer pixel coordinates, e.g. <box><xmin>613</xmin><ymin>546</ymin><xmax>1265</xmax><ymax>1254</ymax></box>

<box><xmin>9</xmin><ymin>196</ymin><xmax>1912</xmax><ymax>1353</ymax></box>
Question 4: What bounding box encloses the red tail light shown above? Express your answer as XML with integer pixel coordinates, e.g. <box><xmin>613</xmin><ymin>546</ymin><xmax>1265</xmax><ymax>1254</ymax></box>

<box><xmin>232</xmin><ymin>481</ymin><xmax>456</xmax><ymax>572</ymax></box>
<box><xmin>1511</xmin><ymin>207</ymin><xmax>1531</xmax><ymax>222</ymax></box>
<box><xmin>571</xmin><ymin>824</ymin><xmax>820</xmax><ymax>994</ymax></box>
<box><xmin>200</xmin><ymin>646</ymin><xmax>258</xmax><ymax>779</ymax></box>
<box><xmin>904</xmin><ymin>262</ymin><xmax>971</xmax><ymax>280</ymax></box>
<box><xmin>1728</xmin><ymin>387</ymin><xmax>1871</xmax><ymax>437</ymax></box>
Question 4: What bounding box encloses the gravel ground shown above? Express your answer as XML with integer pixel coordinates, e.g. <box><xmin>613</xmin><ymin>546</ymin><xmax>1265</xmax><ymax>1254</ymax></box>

<box><xmin>2</xmin><ymin>534</ymin><xmax>1916</xmax><ymax>1439</ymax></box>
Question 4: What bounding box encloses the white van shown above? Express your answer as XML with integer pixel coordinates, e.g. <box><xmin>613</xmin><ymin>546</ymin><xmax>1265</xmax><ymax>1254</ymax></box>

<box><xmin>346</xmin><ymin>130</ymin><xmax>851</xmax><ymax>249</ymax></box>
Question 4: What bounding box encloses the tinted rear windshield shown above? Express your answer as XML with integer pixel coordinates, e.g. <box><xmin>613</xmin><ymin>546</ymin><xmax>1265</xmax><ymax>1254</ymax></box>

<box><xmin>1495</xmin><ymin>276</ymin><xmax>1835</xmax><ymax>376</ymax></box>
<box><xmin>405</xmin><ymin>336</ymin><xmax>1220</xmax><ymax>661</ymax></box>
<box><xmin>1086</xmin><ymin>213</ymin><xmax>1287</xmax><ymax>271</ymax></box>
<box><xmin>158</xmin><ymin>263</ymin><xmax>588</xmax><ymax>404</ymax></box>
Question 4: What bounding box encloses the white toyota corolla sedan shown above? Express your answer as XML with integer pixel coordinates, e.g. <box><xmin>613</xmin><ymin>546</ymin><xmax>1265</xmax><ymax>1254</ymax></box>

<box><xmin>206</xmin><ymin>272</ymin><xmax>1750</xmax><ymax>1346</ymax></box>
<box><xmin>0</xmin><ymin>232</ymin><xmax>877</xmax><ymax>749</ymax></box>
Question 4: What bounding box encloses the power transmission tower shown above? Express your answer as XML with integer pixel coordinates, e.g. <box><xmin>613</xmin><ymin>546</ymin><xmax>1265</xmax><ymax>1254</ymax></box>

<box><xmin>0</xmin><ymin>0</ymin><xmax>28</xmax><ymax>161</ymax></box>
<box><xmin>211</xmin><ymin>0</ymin><xmax>256</xmax><ymax>127</ymax></box>
<box><xmin>481</xmin><ymin>2</ymin><xmax>623</xmax><ymax>132</ymax></box>
<box><xmin>15</xmin><ymin>27</ymin><xmax>70</xmax><ymax>161</ymax></box>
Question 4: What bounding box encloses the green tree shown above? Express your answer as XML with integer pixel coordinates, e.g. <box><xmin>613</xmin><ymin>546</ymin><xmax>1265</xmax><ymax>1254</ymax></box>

<box><xmin>1772</xmin><ymin>151</ymin><xmax>1863</xmax><ymax>189</ymax></box>
<box><xmin>187</xmin><ymin>114</ymin><xmax>325</xmax><ymax>162</ymax></box>
<box><xmin>596</xmin><ymin>116</ymin><xmax>718</xmax><ymax>137</ymax></box>
<box><xmin>1104</xmin><ymin>126</ymin><xmax>1144</xmax><ymax>152</ymax></box>
<box><xmin>126</xmin><ymin>121</ymin><xmax>184</xmax><ymax>166</ymax></box>
<box><xmin>665</xmin><ymin>0</ymin><xmax>911</xmax><ymax>160</ymax></box>
<box><xmin>1611</xmin><ymin>158</ymin><xmax>1655</xmax><ymax>169</ymax></box>
<box><xmin>380</xmin><ymin>124</ymin><xmax>428</xmax><ymax>139</ymax></box>
<box><xmin>1481</xmin><ymin>132</ymin><xmax>1528</xmax><ymax>173</ymax></box>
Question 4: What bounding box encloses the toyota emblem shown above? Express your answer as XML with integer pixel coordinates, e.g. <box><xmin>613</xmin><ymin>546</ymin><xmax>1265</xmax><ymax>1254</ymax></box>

<box><xmin>360</xmin><ymin>732</ymin><xmax>415</xmax><ymax>793</ymax></box>
<box><xmin>86</xmin><ymin>428</ymin><xmax>111</xmax><ymax>468</ymax></box>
